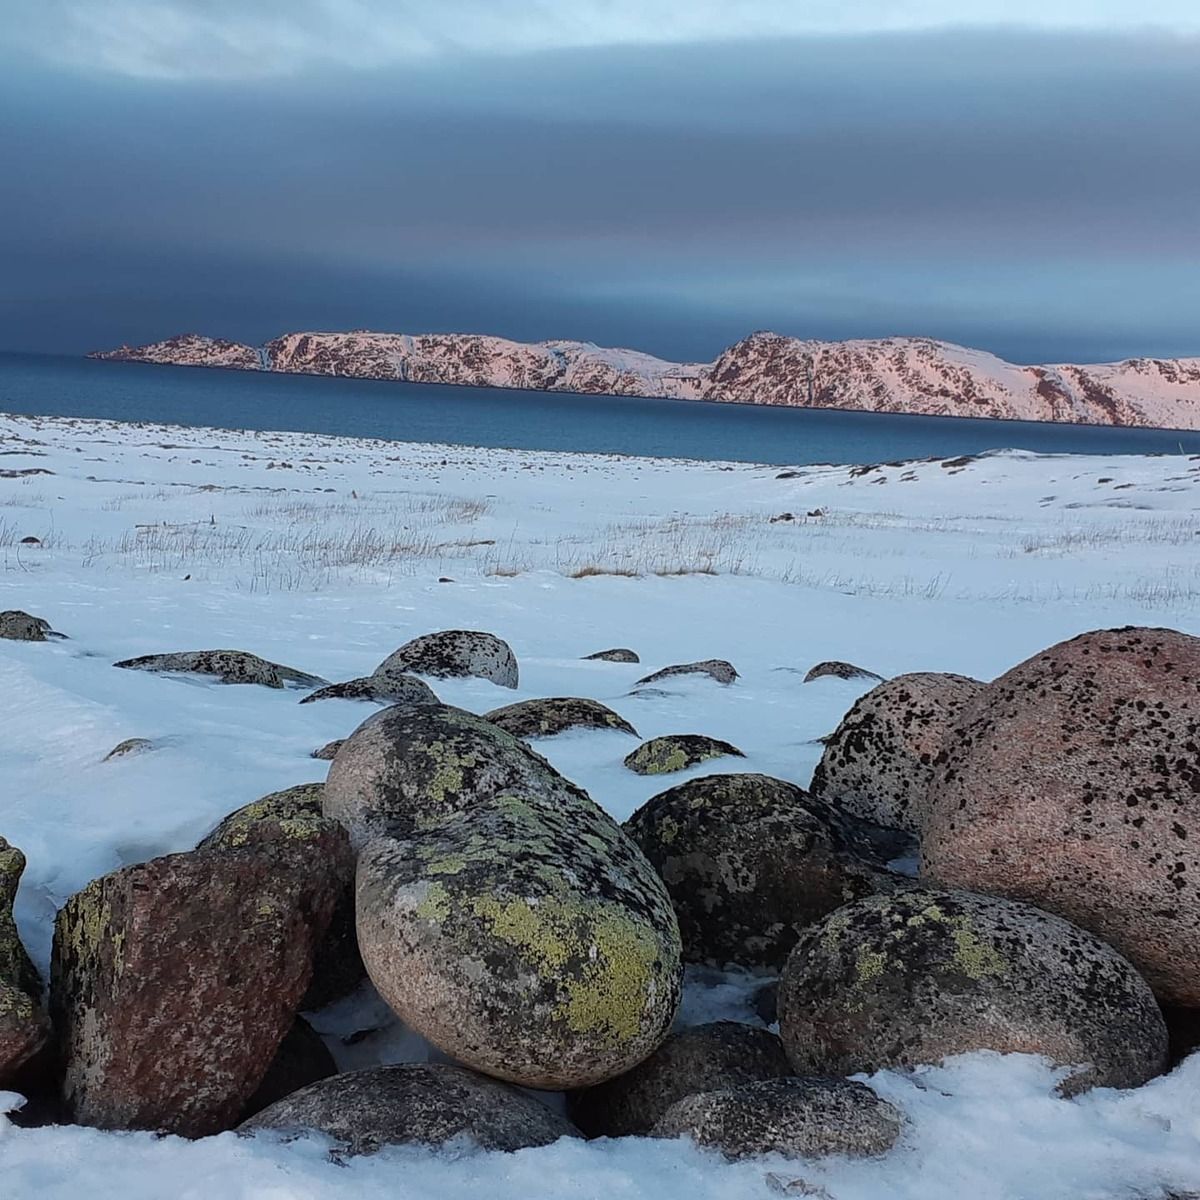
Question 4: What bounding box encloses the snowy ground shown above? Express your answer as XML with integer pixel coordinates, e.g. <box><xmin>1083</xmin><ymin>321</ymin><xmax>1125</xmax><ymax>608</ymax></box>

<box><xmin>1</xmin><ymin>411</ymin><xmax>1198</xmax><ymax>1199</ymax></box>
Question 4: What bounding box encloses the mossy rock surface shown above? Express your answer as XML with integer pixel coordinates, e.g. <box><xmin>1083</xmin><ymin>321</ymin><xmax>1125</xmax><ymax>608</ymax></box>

<box><xmin>357</xmin><ymin>793</ymin><xmax>682</xmax><ymax>1089</ymax></box>
<box><xmin>568</xmin><ymin>1021</ymin><xmax>791</xmax><ymax>1137</ymax></box>
<box><xmin>652</xmin><ymin>1076</ymin><xmax>903</xmax><ymax>1161</ymax></box>
<box><xmin>584</xmin><ymin>648</ymin><xmax>640</xmax><ymax>663</ymax></box>
<box><xmin>0</xmin><ymin>611</ymin><xmax>52</xmax><ymax>642</ymax></box>
<box><xmin>374</xmin><ymin>630</ymin><xmax>519</xmax><ymax>689</ymax></box>
<box><xmin>802</xmin><ymin>660</ymin><xmax>885</xmax><ymax>684</ymax></box>
<box><xmin>241</xmin><ymin>1063</ymin><xmax>579</xmax><ymax>1154</ymax></box>
<box><xmin>0</xmin><ymin>837</ymin><xmax>50</xmax><ymax>1086</ymax></box>
<box><xmin>636</xmin><ymin>660</ymin><xmax>737</xmax><ymax>687</ymax></box>
<box><xmin>485</xmin><ymin>697</ymin><xmax>638</xmax><ymax>740</ymax></box>
<box><xmin>625</xmin><ymin>774</ymin><xmax>906</xmax><ymax>969</ymax></box>
<box><xmin>777</xmin><ymin>887</ymin><xmax>1168</xmax><ymax>1092</ymax></box>
<box><xmin>299</xmin><ymin>672</ymin><xmax>437</xmax><ymax>707</ymax></box>
<box><xmin>624</xmin><ymin>734</ymin><xmax>744</xmax><ymax>776</ymax></box>
<box><xmin>113</xmin><ymin>650</ymin><xmax>327</xmax><ymax>690</ymax></box>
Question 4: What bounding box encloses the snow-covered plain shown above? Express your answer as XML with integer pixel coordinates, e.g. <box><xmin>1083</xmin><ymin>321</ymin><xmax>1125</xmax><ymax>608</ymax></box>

<box><xmin>1</xmin><ymin>411</ymin><xmax>1199</xmax><ymax>1199</ymax></box>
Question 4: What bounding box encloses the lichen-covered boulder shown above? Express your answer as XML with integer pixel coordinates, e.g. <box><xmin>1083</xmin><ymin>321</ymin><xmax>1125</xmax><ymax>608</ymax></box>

<box><xmin>653</xmin><ymin>1077</ymin><xmax>903</xmax><ymax>1161</ymax></box>
<box><xmin>624</xmin><ymin>735</ymin><xmax>745</xmax><ymax>777</ymax></box>
<box><xmin>584</xmin><ymin>648</ymin><xmax>640</xmax><ymax>663</ymax></box>
<box><xmin>484</xmin><ymin>697</ymin><xmax>638</xmax><ymax>740</ymax></box>
<box><xmin>777</xmin><ymin>888</ymin><xmax>1168</xmax><ymax>1093</ymax></box>
<box><xmin>299</xmin><ymin>671</ymin><xmax>437</xmax><ymax>707</ymax></box>
<box><xmin>0</xmin><ymin>611</ymin><xmax>55</xmax><ymax>642</ymax></box>
<box><xmin>625</xmin><ymin>774</ymin><xmax>905</xmax><ymax>969</ymax></box>
<box><xmin>241</xmin><ymin>1063</ymin><xmax>579</xmax><ymax>1155</ymax></box>
<box><xmin>311</xmin><ymin>739</ymin><xmax>345</xmax><ymax>761</ymax></box>
<box><xmin>101</xmin><ymin>738</ymin><xmax>156</xmax><ymax>762</ymax></box>
<box><xmin>373</xmin><ymin>630</ymin><xmax>519</xmax><ymax>689</ymax></box>
<box><xmin>802</xmin><ymin>661</ymin><xmax>885</xmax><ymax>684</ymax></box>
<box><xmin>199</xmin><ymin>785</ymin><xmax>362</xmax><ymax>1010</ymax></box>
<box><xmin>50</xmin><ymin>837</ymin><xmax>346</xmax><ymax>1136</ymax></box>
<box><xmin>324</xmin><ymin>703</ymin><xmax>582</xmax><ymax>851</ymax></box>
<box><xmin>921</xmin><ymin>627</ymin><xmax>1200</xmax><ymax>1005</ymax></box>
<box><xmin>810</xmin><ymin>672</ymin><xmax>983</xmax><ymax>835</ymax></box>
<box><xmin>113</xmin><ymin>650</ymin><xmax>327</xmax><ymax>690</ymax></box>
<box><xmin>636</xmin><ymin>660</ymin><xmax>738</xmax><ymax>687</ymax></box>
<box><xmin>357</xmin><ymin>795</ymin><xmax>683</xmax><ymax>1089</ymax></box>
<box><xmin>568</xmin><ymin>1022</ymin><xmax>791</xmax><ymax>1137</ymax></box>
<box><xmin>1</xmin><ymin>838</ymin><xmax>50</xmax><ymax>1087</ymax></box>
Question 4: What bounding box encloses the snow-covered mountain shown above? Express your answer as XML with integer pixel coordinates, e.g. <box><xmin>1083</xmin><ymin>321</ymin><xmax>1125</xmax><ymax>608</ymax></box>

<box><xmin>91</xmin><ymin>329</ymin><xmax>1200</xmax><ymax>429</ymax></box>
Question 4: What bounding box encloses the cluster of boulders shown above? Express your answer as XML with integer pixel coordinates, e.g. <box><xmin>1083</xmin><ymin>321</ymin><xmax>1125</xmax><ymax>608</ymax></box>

<box><xmin>1</xmin><ymin>621</ymin><xmax>1197</xmax><ymax>1167</ymax></box>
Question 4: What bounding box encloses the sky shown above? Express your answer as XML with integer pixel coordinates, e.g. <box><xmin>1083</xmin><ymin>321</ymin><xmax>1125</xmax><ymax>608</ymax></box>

<box><xmin>1</xmin><ymin>1</ymin><xmax>1198</xmax><ymax>364</ymax></box>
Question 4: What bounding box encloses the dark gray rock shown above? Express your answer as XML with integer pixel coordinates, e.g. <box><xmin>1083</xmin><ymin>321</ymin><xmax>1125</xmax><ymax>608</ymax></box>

<box><xmin>240</xmin><ymin>1063</ymin><xmax>579</xmax><ymax>1155</ymax></box>
<box><xmin>374</xmin><ymin>630</ymin><xmax>519</xmax><ymax>688</ymax></box>
<box><xmin>299</xmin><ymin>672</ymin><xmax>437</xmax><ymax>707</ymax></box>
<box><xmin>778</xmin><ymin>888</ymin><xmax>1169</xmax><ymax>1093</ymax></box>
<box><xmin>636</xmin><ymin>660</ymin><xmax>738</xmax><ymax>687</ymax></box>
<box><xmin>1</xmin><ymin>838</ymin><xmax>50</xmax><ymax>1087</ymax></box>
<box><xmin>568</xmin><ymin>1022</ymin><xmax>791</xmax><ymax>1137</ymax></box>
<box><xmin>653</xmin><ymin>1077</ymin><xmax>903</xmax><ymax>1161</ymax></box>
<box><xmin>113</xmin><ymin>650</ymin><xmax>327</xmax><ymax>690</ymax></box>
<box><xmin>802</xmin><ymin>661</ymin><xmax>885</xmax><ymax>684</ymax></box>
<box><xmin>584</xmin><ymin>648</ymin><xmax>640</xmax><ymax>663</ymax></box>
<box><xmin>242</xmin><ymin>1016</ymin><xmax>337</xmax><ymax>1120</ymax></box>
<box><xmin>484</xmin><ymin>697</ymin><xmax>638</xmax><ymax>740</ymax></box>
<box><xmin>624</xmin><ymin>735</ymin><xmax>745</xmax><ymax>777</ymax></box>
<box><xmin>0</xmin><ymin>611</ymin><xmax>55</xmax><ymax>642</ymax></box>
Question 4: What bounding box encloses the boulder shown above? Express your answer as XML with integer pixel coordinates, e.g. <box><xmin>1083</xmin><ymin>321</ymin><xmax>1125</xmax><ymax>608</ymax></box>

<box><xmin>921</xmin><ymin>627</ymin><xmax>1200</xmax><ymax>1005</ymax></box>
<box><xmin>373</xmin><ymin>630</ymin><xmax>519</xmax><ymax>688</ymax></box>
<box><xmin>802</xmin><ymin>661</ymin><xmax>885</xmax><ymax>684</ymax></box>
<box><xmin>653</xmin><ymin>1077</ymin><xmax>903</xmax><ymax>1161</ymax></box>
<box><xmin>311</xmin><ymin>739</ymin><xmax>345</xmax><ymax>761</ymax></box>
<box><xmin>50</xmin><ymin>835</ymin><xmax>347</xmax><ymax>1135</ymax></box>
<box><xmin>584</xmin><ymin>648</ymin><xmax>640</xmax><ymax>663</ymax></box>
<box><xmin>241</xmin><ymin>1063</ymin><xmax>578</xmax><ymax>1154</ymax></box>
<box><xmin>241</xmin><ymin>1016</ymin><xmax>337</xmax><ymax>1120</ymax></box>
<box><xmin>810</xmin><ymin>672</ymin><xmax>983</xmax><ymax>835</ymax></box>
<box><xmin>102</xmin><ymin>738</ymin><xmax>155</xmax><ymax>762</ymax></box>
<box><xmin>484</xmin><ymin>697</ymin><xmax>638</xmax><ymax>740</ymax></box>
<box><xmin>113</xmin><ymin>650</ymin><xmax>327</xmax><ymax>690</ymax></box>
<box><xmin>625</xmin><ymin>774</ymin><xmax>905</xmax><ymax>969</ymax></box>
<box><xmin>636</xmin><ymin>660</ymin><xmax>738</xmax><ymax>687</ymax></box>
<box><xmin>1</xmin><ymin>838</ymin><xmax>50</xmax><ymax>1087</ymax></box>
<box><xmin>568</xmin><ymin>1022</ymin><xmax>791</xmax><ymax>1137</ymax></box>
<box><xmin>0</xmin><ymin>611</ymin><xmax>57</xmax><ymax>642</ymax></box>
<box><xmin>299</xmin><ymin>671</ymin><xmax>437</xmax><ymax>707</ymax></box>
<box><xmin>777</xmin><ymin>888</ymin><xmax>1168</xmax><ymax>1093</ymax></box>
<box><xmin>624</xmin><ymin>735</ymin><xmax>745</xmax><ymax>777</ymax></box>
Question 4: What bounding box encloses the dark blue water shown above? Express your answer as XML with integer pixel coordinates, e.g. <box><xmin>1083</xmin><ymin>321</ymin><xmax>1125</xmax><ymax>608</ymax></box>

<box><xmin>2</xmin><ymin>353</ymin><xmax>1197</xmax><ymax>465</ymax></box>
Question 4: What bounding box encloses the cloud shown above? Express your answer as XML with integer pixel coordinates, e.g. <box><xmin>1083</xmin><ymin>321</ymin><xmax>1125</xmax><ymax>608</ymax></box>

<box><xmin>11</xmin><ymin>0</ymin><xmax>1200</xmax><ymax>79</ymax></box>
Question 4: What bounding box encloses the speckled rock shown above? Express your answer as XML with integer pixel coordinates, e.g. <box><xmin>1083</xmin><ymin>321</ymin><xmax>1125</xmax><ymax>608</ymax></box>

<box><xmin>568</xmin><ymin>1022</ymin><xmax>791</xmax><ymax>1137</ymax></box>
<box><xmin>484</xmin><ymin>697</ymin><xmax>638</xmax><ymax>740</ymax></box>
<box><xmin>241</xmin><ymin>1016</ymin><xmax>337</xmax><ymax>1120</ymax></box>
<box><xmin>240</xmin><ymin>1063</ymin><xmax>579</xmax><ymax>1154</ymax></box>
<box><xmin>311</xmin><ymin>739</ymin><xmax>345</xmax><ymax>761</ymax></box>
<box><xmin>324</xmin><ymin>703</ymin><xmax>585</xmax><ymax>851</ymax></box>
<box><xmin>102</xmin><ymin>737</ymin><xmax>155</xmax><ymax>762</ymax></box>
<box><xmin>198</xmin><ymin>785</ymin><xmax>363</xmax><ymax>1010</ymax></box>
<box><xmin>113</xmin><ymin>650</ymin><xmax>327</xmax><ymax>690</ymax></box>
<box><xmin>624</xmin><ymin>735</ymin><xmax>745</xmax><ymax>776</ymax></box>
<box><xmin>0</xmin><ymin>611</ymin><xmax>54</xmax><ymax>641</ymax></box>
<box><xmin>356</xmin><ymin>793</ymin><xmax>683</xmax><ymax>1089</ymax></box>
<box><xmin>50</xmin><ymin>837</ymin><xmax>346</xmax><ymax>1135</ymax></box>
<box><xmin>584</xmin><ymin>648</ymin><xmax>640</xmax><ymax>663</ymax></box>
<box><xmin>1</xmin><ymin>838</ymin><xmax>50</xmax><ymax>1087</ymax></box>
<box><xmin>802</xmin><ymin>661</ymin><xmax>885</xmax><ymax>684</ymax></box>
<box><xmin>653</xmin><ymin>1077</ymin><xmax>903</xmax><ymax>1161</ymax></box>
<box><xmin>921</xmin><ymin>627</ymin><xmax>1200</xmax><ymax>1005</ymax></box>
<box><xmin>299</xmin><ymin>671</ymin><xmax>437</xmax><ymax>707</ymax></box>
<box><xmin>636</xmin><ymin>660</ymin><xmax>738</xmax><ymax>687</ymax></box>
<box><xmin>625</xmin><ymin>774</ymin><xmax>905</xmax><ymax>969</ymax></box>
<box><xmin>810</xmin><ymin>673</ymin><xmax>983</xmax><ymax>835</ymax></box>
<box><xmin>374</xmin><ymin>630</ymin><xmax>519</xmax><ymax>689</ymax></box>
<box><xmin>777</xmin><ymin>888</ymin><xmax>1168</xmax><ymax>1092</ymax></box>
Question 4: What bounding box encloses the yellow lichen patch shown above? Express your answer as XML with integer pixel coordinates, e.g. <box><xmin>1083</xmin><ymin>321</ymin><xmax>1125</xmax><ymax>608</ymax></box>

<box><xmin>415</xmin><ymin>881</ymin><xmax>453</xmax><ymax>923</ymax></box>
<box><xmin>855</xmin><ymin>947</ymin><xmax>888</xmax><ymax>984</ymax></box>
<box><xmin>948</xmin><ymin>922</ymin><xmax>1008</xmax><ymax>980</ymax></box>
<box><xmin>0</xmin><ymin>981</ymin><xmax>37</xmax><ymax>1021</ymax></box>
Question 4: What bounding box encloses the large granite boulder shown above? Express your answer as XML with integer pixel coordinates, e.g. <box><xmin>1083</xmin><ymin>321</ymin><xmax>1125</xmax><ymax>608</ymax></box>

<box><xmin>653</xmin><ymin>1077</ymin><xmax>903</xmax><ymax>1161</ymax></box>
<box><xmin>567</xmin><ymin>1022</ymin><xmax>791</xmax><ymax>1138</ymax></box>
<box><xmin>777</xmin><ymin>888</ymin><xmax>1168</xmax><ymax>1093</ymax></box>
<box><xmin>374</xmin><ymin>630</ymin><xmax>519</xmax><ymax>688</ymax></box>
<box><xmin>50</xmin><ymin>833</ymin><xmax>347</xmax><ymax>1136</ymax></box>
<box><xmin>625</xmin><ymin>774</ymin><xmax>905</xmax><ymax>969</ymax></box>
<box><xmin>241</xmin><ymin>1063</ymin><xmax>579</xmax><ymax>1155</ymax></box>
<box><xmin>624</xmin><ymin>735</ymin><xmax>745</xmax><ymax>776</ymax></box>
<box><xmin>810</xmin><ymin>672</ymin><xmax>983</xmax><ymax>835</ymax></box>
<box><xmin>113</xmin><ymin>650</ymin><xmax>326</xmax><ymax>690</ymax></box>
<box><xmin>921</xmin><ymin>627</ymin><xmax>1200</xmax><ymax>1004</ymax></box>
<box><xmin>484</xmin><ymin>697</ymin><xmax>638</xmax><ymax>740</ymax></box>
<box><xmin>1</xmin><ymin>838</ymin><xmax>50</xmax><ymax>1087</ymax></box>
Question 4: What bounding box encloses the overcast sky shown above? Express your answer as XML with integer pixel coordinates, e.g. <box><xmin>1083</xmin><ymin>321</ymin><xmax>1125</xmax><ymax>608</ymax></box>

<box><xmin>2</xmin><ymin>2</ymin><xmax>1197</xmax><ymax>363</ymax></box>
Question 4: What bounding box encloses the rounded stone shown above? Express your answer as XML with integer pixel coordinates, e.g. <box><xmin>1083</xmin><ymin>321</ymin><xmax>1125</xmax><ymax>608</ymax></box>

<box><xmin>624</xmin><ymin>735</ymin><xmax>745</xmax><ymax>777</ymax></box>
<box><xmin>625</xmin><ymin>774</ymin><xmax>904</xmax><ymax>969</ymax></box>
<box><xmin>802</xmin><ymin>661</ymin><xmax>885</xmax><ymax>684</ymax></box>
<box><xmin>113</xmin><ymin>650</ymin><xmax>326</xmax><ymax>690</ymax></box>
<box><xmin>777</xmin><ymin>888</ymin><xmax>1168</xmax><ymax>1092</ymax></box>
<box><xmin>810</xmin><ymin>673</ymin><xmax>983</xmax><ymax>835</ymax></box>
<box><xmin>373</xmin><ymin>630</ymin><xmax>519</xmax><ymax>689</ymax></box>
<box><xmin>240</xmin><ymin>1063</ymin><xmax>579</xmax><ymax>1155</ymax></box>
<box><xmin>0</xmin><ymin>611</ymin><xmax>52</xmax><ymax>642</ymax></box>
<box><xmin>485</xmin><ymin>697</ymin><xmax>638</xmax><ymax>740</ymax></box>
<box><xmin>584</xmin><ymin>648</ymin><xmax>640</xmax><ymax>663</ymax></box>
<box><xmin>636</xmin><ymin>660</ymin><xmax>738</xmax><ymax>687</ymax></box>
<box><xmin>299</xmin><ymin>672</ymin><xmax>437</xmax><ymax>707</ymax></box>
<box><xmin>652</xmin><ymin>1077</ymin><xmax>903</xmax><ymax>1161</ymax></box>
<box><xmin>567</xmin><ymin>1022</ymin><xmax>791</xmax><ymax>1137</ymax></box>
<box><xmin>921</xmin><ymin>627</ymin><xmax>1200</xmax><ymax>1005</ymax></box>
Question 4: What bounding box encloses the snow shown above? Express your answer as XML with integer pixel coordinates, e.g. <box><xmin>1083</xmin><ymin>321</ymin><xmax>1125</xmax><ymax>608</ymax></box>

<box><xmin>1</xmin><ymin>411</ymin><xmax>1198</xmax><ymax>1198</ymax></box>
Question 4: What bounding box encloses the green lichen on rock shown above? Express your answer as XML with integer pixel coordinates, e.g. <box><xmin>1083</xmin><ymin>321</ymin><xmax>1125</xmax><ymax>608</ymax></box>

<box><xmin>197</xmin><ymin>784</ymin><xmax>329</xmax><ymax>850</ymax></box>
<box><xmin>623</xmin><ymin>735</ymin><xmax>745</xmax><ymax>776</ymax></box>
<box><xmin>484</xmin><ymin>697</ymin><xmax>638</xmax><ymax>741</ymax></box>
<box><xmin>0</xmin><ymin>837</ymin><xmax>52</xmax><ymax>1081</ymax></box>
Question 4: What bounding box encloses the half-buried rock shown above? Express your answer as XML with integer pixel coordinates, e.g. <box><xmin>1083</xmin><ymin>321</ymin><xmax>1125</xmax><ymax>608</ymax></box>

<box><xmin>625</xmin><ymin>774</ymin><xmax>906</xmax><ymax>969</ymax></box>
<box><xmin>484</xmin><ymin>697</ymin><xmax>638</xmax><ymax>740</ymax></box>
<box><xmin>1</xmin><ymin>838</ymin><xmax>51</xmax><ymax>1087</ymax></box>
<box><xmin>374</xmin><ymin>629</ymin><xmax>519</xmax><ymax>688</ymax></box>
<box><xmin>636</xmin><ymin>660</ymin><xmax>737</xmax><ymax>687</ymax></box>
<box><xmin>802</xmin><ymin>661</ymin><xmax>884</xmax><ymax>684</ymax></box>
<box><xmin>0</xmin><ymin>611</ymin><xmax>60</xmax><ymax>642</ymax></box>
<box><xmin>810</xmin><ymin>672</ymin><xmax>983</xmax><ymax>835</ymax></box>
<box><xmin>50</xmin><ymin>828</ymin><xmax>348</xmax><ymax>1135</ymax></box>
<box><xmin>624</xmin><ymin>734</ymin><xmax>745</xmax><ymax>776</ymax></box>
<box><xmin>299</xmin><ymin>671</ymin><xmax>437</xmax><ymax>707</ymax></box>
<box><xmin>584</xmin><ymin>648</ymin><xmax>640</xmax><ymax>663</ymax></box>
<box><xmin>777</xmin><ymin>888</ymin><xmax>1168</xmax><ymax>1093</ymax></box>
<box><xmin>921</xmin><ymin>627</ymin><xmax>1200</xmax><ymax>1005</ymax></box>
<box><xmin>241</xmin><ymin>1063</ymin><xmax>579</xmax><ymax>1155</ymax></box>
<box><xmin>113</xmin><ymin>650</ymin><xmax>327</xmax><ymax>690</ymax></box>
